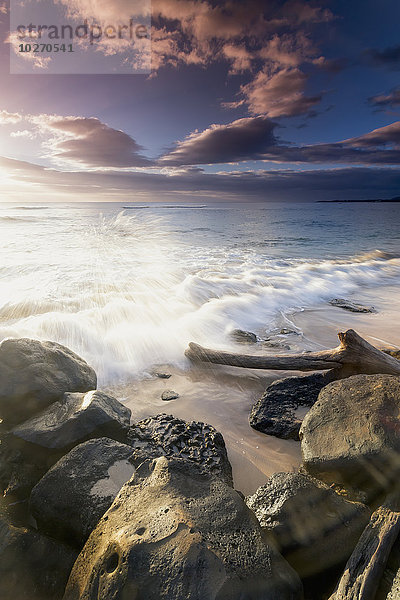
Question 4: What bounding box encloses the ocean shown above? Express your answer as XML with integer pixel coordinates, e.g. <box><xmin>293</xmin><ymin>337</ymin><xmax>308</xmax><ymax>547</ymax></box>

<box><xmin>1</xmin><ymin>200</ymin><xmax>400</xmax><ymax>491</ymax></box>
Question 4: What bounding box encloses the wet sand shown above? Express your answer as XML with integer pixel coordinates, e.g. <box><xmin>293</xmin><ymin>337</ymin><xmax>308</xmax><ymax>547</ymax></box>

<box><xmin>109</xmin><ymin>285</ymin><xmax>400</xmax><ymax>497</ymax></box>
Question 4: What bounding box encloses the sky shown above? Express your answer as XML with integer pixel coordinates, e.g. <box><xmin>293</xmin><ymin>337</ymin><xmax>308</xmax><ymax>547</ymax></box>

<box><xmin>0</xmin><ymin>0</ymin><xmax>400</xmax><ymax>202</ymax></box>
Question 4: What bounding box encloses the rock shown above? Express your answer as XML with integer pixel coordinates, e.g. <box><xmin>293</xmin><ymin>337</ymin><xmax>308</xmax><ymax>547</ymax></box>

<box><xmin>155</xmin><ymin>372</ymin><xmax>172</xmax><ymax>379</ymax></box>
<box><xmin>30</xmin><ymin>438</ymin><xmax>136</xmax><ymax>547</ymax></box>
<box><xmin>280</xmin><ymin>328</ymin><xmax>301</xmax><ymax>335</ymax></box>
<box><xmin>249</xmin><ymin>372</ymin><xmax>334</xmax><ymax>440</ymax></box>
<box><xmin>263</xmin><ymin>340</ymin><xmax>291</xmax><ymax>350</ymax></box>
<box><xmin>1</xmin><ymin>421</ymin><xmax>49</xmax><ymax>506</ymax></box>
<box><xmin>384</xmin><ymin>348</ymin><xmax>400</xmax><ymax>360</ymax></box>
<box><xmin>0</xmin><ymin>504</ymin><xmax>77</xmax><ymax>600</ymax></box>
<box><xmin>161</xmin><ymin>390</ymin><xmax>179</xmax><ymax>401</ymax></box>
<box><xmin>329</xmin><ymin>298</ymin><xmax>377</xmax><ymax>313</ymax></box>
<box><xmin>0</xmin><ymin>338</ymin><xmax>97</xmax><ymax>425</ymax></box>
<box><xmin>11</xmin><ymin>390</ymin><xmax>131</xmax><ymax>461</ymax></box>
<box><xmin>0</xmin><ymin>439</ymin><xmax>44</xmax><ymax>502</ymax></box>
<box><xmin>387</xmin><ymin>571</ymin><xmax>400</xmax><ymax>600</ymax></box>
<box><xmin>230</xmin><ymin>329</ymin><xmax>258</xmax><ymax>344</ymax></box>
<box><xmin>300</xmin><ymin>374</ymin><xmax>400</xmax><ymax>502</ymax></box>
<box><xmin>246</xmin><ymin>472</ymin><xmax>371</xmax><ymax>578</ymax></box>
<box><xmin>127</xmin><ymin>413</ymin><xmax>233</xmax><ymax>486</ymax></box>
<box><xmin>63</xmin><ymin>457</ymin><xmax>303</xmax><ymax>600</ymax></box>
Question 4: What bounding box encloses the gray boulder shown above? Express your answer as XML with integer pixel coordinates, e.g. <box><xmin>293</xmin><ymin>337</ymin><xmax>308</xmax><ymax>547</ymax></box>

<box><xmin>0</xmin><ymin>338</ymin><xmax>97</xmax><ymax>425</ymax></box>
<box><xmin>127</xmin><ymin>413</ymin><xmax>233</xmax><ymax>486</ymax></box>
<box><xmin>0</xmin><ymin>504</ymin><xmax>77</xmax><ymax>600</ymax></box>
<box><xmin>11</xmin><ymin>390</ymin><xmax>131</xmax><ymax>460</ymax></box>
<box><xmin>246</xmin><ymin>472</ymin><xmax>370</xmax><ymax>578</ymax></box>
<box><xmin>250</xmin><ymin>372</ymin><xmax>334</xmax><ymax>440</ymax></box>
<box><xmin>300</xmin><ymin>374</ymin><xmax>400</xmax><ymax>502</ymax></box>
<box><xmin>63</xmin><ymin>457</ymin><xmax>303</xmax><ymax>600</ymax></box>
<box><xmin>30</xmin><ymin>437</ymin><xmax>136</xmax><ymax>547</ymax></box>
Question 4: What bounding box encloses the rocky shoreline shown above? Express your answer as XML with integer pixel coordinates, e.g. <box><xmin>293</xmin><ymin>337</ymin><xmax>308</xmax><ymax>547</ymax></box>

<box><xmin>1</xmin><ymin>337</ymin><xmax>400</xmax><ymax>599</ymax></box>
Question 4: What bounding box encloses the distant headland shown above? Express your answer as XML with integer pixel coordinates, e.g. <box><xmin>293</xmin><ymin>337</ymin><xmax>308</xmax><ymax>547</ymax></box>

<box><xmin>318</xmin><ymin>196</ymin><xmax>400</xmax><ymax>203</ymax></box>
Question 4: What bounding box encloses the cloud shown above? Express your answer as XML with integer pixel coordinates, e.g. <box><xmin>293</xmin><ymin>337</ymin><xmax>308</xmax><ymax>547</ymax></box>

<box><xmin>7</xmin><ymin>32</ymin><xmax>53</xmax><ymax>70</ymax></box>
<box><xmin>281</xmin><ymin>1</ymin><xmax>333</xmax><ymax>25</ymax></box>
<box><xmin>369</xmin><ymin>88</ymin><xmax>400</xmax><ymax>110</ymax></box>
<box><xmin>233</xmin><ymin>67</ymin><xmax>322</xmax><ymax>117</ymax></box>
<box><xmin>151</xmin><ymin>0</ymin><xmax>334</xmax><ymax>116</ymax></box>
<box><xmin>160</xmin><ymin>117</ymin><xmax>278</xmax><ymax>165</ymax></box>
<box><xmin>160</xmin><ymin>118</ymin><xmax>400</xmax><ymax>166</ymax></box>
<box><xmin>32</xmin><ymin>115</ymin><xmax>153</xmax><ymax>168</ymax></box>
<box><xmin>344</xmin><ymin>121</ymin><xmax>400</xmax><ymax>148</ymax></box>
<box><xmin>258</xmin><ymin>32</ymin><xmax>319</xmax><ymax>68</ymax></box>
<box><xmin>222</xmin><ymin>43</ymin><xmax>253</xmax><ymax>74</ymax></box>
<box><xmin>59</xmin><ymin>0</ymin><xmax>150</xmax><ymax>22</ymax></box>
<box><xmin>6</xmin><ymin>108</ymin><xmax>400</xmax><ymax>169</ymax></box>
<box><xmin>1</xmin><ymin>154</ymin><xmax>399</xmax><ymax>203</ymax></box>
<box><xmin>10</xmin><ymin>129</ymin><xmax>35</xmax><ymax>139</ymax></box>
<box><xmin>365</xmin><ymin>45</ymin><xmax>400</xmax><ymax>70</ymax></box>
<box><xmin>0</xmin><ymin>110</ymin><xmax>23</xmax><ymax>124</ymax></box>
<box><xmin>8</xmin><ymin>0</ymin><xmax>334</xmax><ymax>117</ymax></box>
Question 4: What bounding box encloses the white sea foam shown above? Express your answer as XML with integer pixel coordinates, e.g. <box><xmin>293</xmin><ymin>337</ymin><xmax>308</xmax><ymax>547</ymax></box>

<box><xmin>0</xmin><ymin>209</ymin><xmax>399</xmax><ymax>384</ymax></box>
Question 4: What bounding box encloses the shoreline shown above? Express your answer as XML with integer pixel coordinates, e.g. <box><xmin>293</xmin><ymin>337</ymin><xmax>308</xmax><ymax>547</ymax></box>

<box><xmin>1</xmin><ymin>299</ymin><xmax>400</xmax><ymax>599</ymax></box>
<box><xmin>106</xmin><ymin>284</ymin><xmax>400</xmax><ymax>496</ymax></box>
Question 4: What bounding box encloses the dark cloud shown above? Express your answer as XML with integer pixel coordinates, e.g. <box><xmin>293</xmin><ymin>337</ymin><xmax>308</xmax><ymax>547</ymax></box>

<box><xmin>160</xmin><ymin>119</ymin><xmax>400</xmax><ymax>166</ymax></box>
<box><xmin>37</xmin><ymin>116</ymin><xmax>153</xmax><ymax>168</ymax></box>
<box><xmin>2</xmin><ymin>155</ymin><xmax>400</xmax><ymax>202</ymax></box>
<box><xmin>365</xmin><ymin>45</ymin><xmax>400</xmax><ymax>70</ymax></box>
<box><xmin>160</xmin><ymin>117</ymin><xmax>278</xmax><ymax>165</ymax></box>
<box><xmin>369</xmin><ymin>88</ymin><xmax>400</xmax><ymax>110</ymax></box>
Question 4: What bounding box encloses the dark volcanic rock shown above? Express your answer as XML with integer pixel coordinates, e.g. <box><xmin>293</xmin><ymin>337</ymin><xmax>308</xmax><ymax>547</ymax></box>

<box><xmin>63</xmin><ymin>457</ymin><xmax>302</xmax><ymax>600</ymax></box>
<box><xmin>30</xmin><ymin>438</ymin><xmax>136</xmax><ymax>547</ymax></box>
<box><xmin>11</xmin><ymin>390</ymin><xmax>131</xmax><ymax>460</ymax></box>
<box><xmin>329</xmin><ymin>298</ymin><xmax>376</xmax><ymax>313</ymax></box>
<box><xmin>0</xmin><ymin>439</ymin><xmax>44</xmax><ymax>502</ymax></box>
<box><xmin>246</xmin><ymin>472</ymin><xmax>370</xmax><ymax>578</ymax></box>
<box><xmin>230</xmin><ymin>328</ymin><xmax>258</xmax><ymax>344</ymax></box>
<box><xmin>250</xmin><ymin>372</ymin><xmax>334</xmax><ymax>440</ymax></box>
<box><xmin>127</xmin><ymin>413</ymin><xmax>233</xmax><ymax>486</ymax></box>
<box><xmin>0</xmin><ymin>505</ymin><xmax>77</xmax><ymax>600</ymax></box>
<box><xmin>300</xmin><ymin>374</ymin><xmax>400</xmax><ymax>502</ymax></box>
<box><xmin>0</xmin><ymin>338</ymin><xmax>96</xmax><ymax>425</ymax></box>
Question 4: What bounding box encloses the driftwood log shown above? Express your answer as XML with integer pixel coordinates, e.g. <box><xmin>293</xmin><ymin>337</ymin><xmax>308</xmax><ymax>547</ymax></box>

<box><xmin>185</xmin><ymin>329</ymin><xmax>400</xmax><ymax>376</ymax></box>
<box><xmin>330</xmin><ymin>494</ymin><xmax>400</xmax><ymax>600</ymax></box>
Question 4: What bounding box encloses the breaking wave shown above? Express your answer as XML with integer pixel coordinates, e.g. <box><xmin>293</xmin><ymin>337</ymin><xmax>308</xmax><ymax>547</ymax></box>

<box><xmin>0</xmin><ymin>210</ymin><xmax>399</xmax><ymax>384</ymax></box>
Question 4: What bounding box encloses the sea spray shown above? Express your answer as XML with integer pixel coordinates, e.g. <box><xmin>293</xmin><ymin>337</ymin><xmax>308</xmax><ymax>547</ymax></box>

<box><xmin>0</xmin><ymin>206</ymin><xmax>399</xmax><ymax>384</ymax></box>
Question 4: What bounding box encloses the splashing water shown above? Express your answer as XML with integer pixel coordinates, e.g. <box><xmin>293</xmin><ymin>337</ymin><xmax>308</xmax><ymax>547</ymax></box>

<box><xmin>0</xmin><ymin>204</ymin><xmax>399</xmax><ymax>384</ymax></box>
